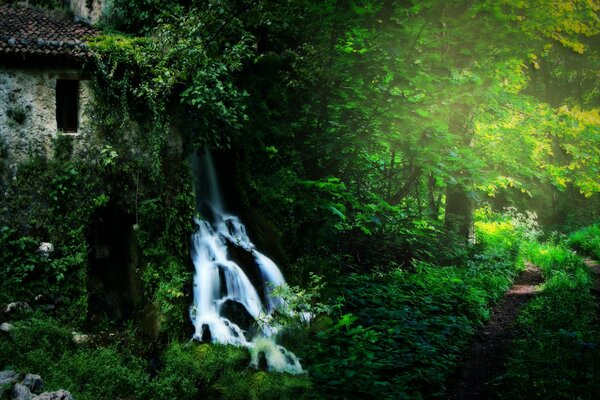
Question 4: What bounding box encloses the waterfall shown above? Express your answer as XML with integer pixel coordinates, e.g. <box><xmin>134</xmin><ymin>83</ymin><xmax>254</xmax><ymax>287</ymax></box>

<box><xmin>189</xmin><ymin>150</ymin><xmax>304</xmax><ymax>374</ymax></box>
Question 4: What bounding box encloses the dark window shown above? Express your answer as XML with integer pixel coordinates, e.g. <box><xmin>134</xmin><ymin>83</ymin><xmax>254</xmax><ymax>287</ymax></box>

<box><xmin>56</xmin><ymin>79</ymin><xmax>79</xmax><ymax>133</ymax></box>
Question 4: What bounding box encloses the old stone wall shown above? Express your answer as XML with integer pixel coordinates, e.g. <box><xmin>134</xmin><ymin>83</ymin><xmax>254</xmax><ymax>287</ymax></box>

<box><xmin>0</xmin><ymin>67</ymin><xmax>93</xmax><ymax>177</ymax></box>
<box><xmin>70</xmin><ymin>0</ymin><xmax>107</xmax><ymax>25</ymax></box>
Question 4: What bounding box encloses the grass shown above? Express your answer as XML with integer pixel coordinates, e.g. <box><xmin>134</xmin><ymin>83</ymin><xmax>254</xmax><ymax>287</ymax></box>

<box><xmin>0</xmin><ymin>315</ymin><xmax>314</xmax><ymax>400</ymax></box>
<box><xmin>568</xmin><ymin>223</ymin><xmax>600</xmax><ymax>260</ymax></box>
<box><xmin>501</xmin><ymin>238</ymin><xmax>600</xmax><ymax>399</ymax></box>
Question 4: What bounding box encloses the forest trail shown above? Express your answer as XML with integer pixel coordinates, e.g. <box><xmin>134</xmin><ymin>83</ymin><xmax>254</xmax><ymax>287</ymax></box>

<box><xmin>446</xmin><ymin>263</ymin><xmax>544</xmax><ymax>400</ymax></box>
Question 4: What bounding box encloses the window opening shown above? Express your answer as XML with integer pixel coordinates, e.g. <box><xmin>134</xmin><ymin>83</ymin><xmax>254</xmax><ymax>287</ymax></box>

<box><xmin>56</xmin><ymin>79</ymin><xmax>79</xmax><ymax>133</ymax></box>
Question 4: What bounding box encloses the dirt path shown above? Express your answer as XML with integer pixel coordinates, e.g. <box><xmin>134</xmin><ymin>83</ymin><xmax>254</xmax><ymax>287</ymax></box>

<box><xmin>446</xmin><ymin>263</ymin><xmax>544</xmax><ymax>400</ymax></box>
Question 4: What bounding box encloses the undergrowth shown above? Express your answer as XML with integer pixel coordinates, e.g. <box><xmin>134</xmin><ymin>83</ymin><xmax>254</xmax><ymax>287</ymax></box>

<box><xmin>0</xmin><ymin>314</ymin><xmax>314</xmax><ymax>400</ymax></box>
<box><xmin>300</xmin><ymin>210</ymin><xmax>529</xmax><ymax>399</ymax></box>
<box><xmin>501</xmin><ymin>239</ymin><xmax>600</xmax><ymax>399</ymax></box>
<box><xmin>568</xmin><ymin>223</ymin><xmax>600</xmax><ymax>260</ymax></box>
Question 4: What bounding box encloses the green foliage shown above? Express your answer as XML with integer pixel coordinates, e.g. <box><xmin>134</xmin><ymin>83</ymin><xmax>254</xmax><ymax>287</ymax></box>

<box><xmin>502</xmin><ymin>237</ymin><xmax>600</xmax><ymax>399</ymax></box>
<box><xmin>0</xmin><ymin>154</ymin><xmax>105</xmax><ymax>322</ymax></box>
<box><xmin>0</xmin><ymin>314</ymin><xmax>313</xmax><ymax>400</ymax></box>
<box><xmin>521</xmin><ymin>240</ymin><xmax>586</xmax><ymax>279</ymax></box>
<box><xmin>568</xmin><ymin>223</ymin><xmax>600</xmax><ymax>259</ymax></box>
<box><xmin>90</xmin><ymin>0</ymin><xmax>257</xmax><ymax>159</ymax></box>
<box><xmin>0</xmin><ymin>314</ymin><xmax>73</xmax><ymax>372</ymax></box>
<box><xmin>0</xmin><ymin>315</ymin><xmax>147</xmax><ymax>400</ymax></box>
<box><xmin>136</xmin><ymin>178</ymin><xmax>195</xmax><ymax>337</ymax></box>
<box><xmin>303</xmin><ymin>216</ymin><xmax>523</xmax><ymax>399</ymax></box>
<box><xmin>148</xmin><ymin>342</ymin><xmax>314</xmax><ymax>400</ymax></box>
<box><xmin>48</xmin><ymin>347</ymin><xmax>148</xmax><ymax>400</ymax></box>
<box><xmin>6</xmin><ymin>107</ymin><xmax>28</xmax><ymax>125</ymax></box>
<box><xmin>0</xmin><ymin>228</ymin><xmax>49</xmax><ymax>304</ymax></box>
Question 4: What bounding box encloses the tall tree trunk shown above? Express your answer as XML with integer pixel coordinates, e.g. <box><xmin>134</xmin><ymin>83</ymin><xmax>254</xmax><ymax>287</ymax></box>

<box><xmin>444</xmin><ymin>185</ymin><xmax>474</xmax><ymax>242</ymax></box>
<box><xmin>427</xmin><ymin>173</ymin><xmax>440</xmax><ymax>219</ymax></box>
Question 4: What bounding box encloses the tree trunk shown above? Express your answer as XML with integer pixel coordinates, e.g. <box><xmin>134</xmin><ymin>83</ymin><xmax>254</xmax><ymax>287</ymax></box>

<box><xmin>427</xmin><ymin>173</ymin><xmax>440</xmax><ymax>219</ymax></box>
<box><xmin>444</xmin><ymin>185</ymin><xmax>474</xmax><ymax>242</ymax></box>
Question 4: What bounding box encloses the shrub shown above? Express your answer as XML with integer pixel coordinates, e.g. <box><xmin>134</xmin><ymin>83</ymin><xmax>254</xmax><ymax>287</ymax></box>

<box><xmin>48</xmin><ymin>347</ymin><xmax>148</xmax><ymax>400</ymax></box>
<box><xmin>568</xmin><ymin>223</ymin><xmax>600</xmax><ymax>259</ymax></box>
<box><xmin>149</xmin><ymin>342</ymin><xmax>315</xmax><ymax>400</ymax></box>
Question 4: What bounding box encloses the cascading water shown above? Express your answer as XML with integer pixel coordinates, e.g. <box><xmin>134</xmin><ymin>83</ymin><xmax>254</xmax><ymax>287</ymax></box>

<box><xmin>189</xmin><ymin>150</ymin><xmax>303</xmax><ymax>374</ymax></box>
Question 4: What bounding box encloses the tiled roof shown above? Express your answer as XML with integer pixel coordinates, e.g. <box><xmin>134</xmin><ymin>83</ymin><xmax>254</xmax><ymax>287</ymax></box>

<box><xmin>0</xmin><ymin>5</ymin><xmax>98</xmax><ymax>60</ymax></box>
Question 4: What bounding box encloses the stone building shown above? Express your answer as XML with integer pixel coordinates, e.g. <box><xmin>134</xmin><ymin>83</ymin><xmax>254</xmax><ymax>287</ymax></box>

<box><xmin>0</xmin><ymin>2</ymin><xmax>99</xmax><ymax>182</ymax></box>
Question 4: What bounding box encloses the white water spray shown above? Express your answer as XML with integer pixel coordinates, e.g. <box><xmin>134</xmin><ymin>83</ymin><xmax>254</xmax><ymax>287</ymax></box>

<box><xmin>189</xmin><ymin>150</ymin><xmax>304</xmax><ymax>374</ymax></box>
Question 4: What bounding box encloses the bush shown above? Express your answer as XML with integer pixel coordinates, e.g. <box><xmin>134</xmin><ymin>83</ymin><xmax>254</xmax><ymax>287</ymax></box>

<box><xmin>568</xmin><ymin>223</ymin><xmax>600</xmax><ymax>259</ymax></box>
<box><xmin>149</xmin><ymin>342</ymin><xmax>315</xmax><ymax>400</ymax></box>
<box><xmin>305</xmin><ymin>260</ymin><xmax>519</xmax><ymax>398</ymax></box>
<box><xmin>48</xmin><ymin>347</ymin><xmax>148</xmax><ymax>400</ymax></box>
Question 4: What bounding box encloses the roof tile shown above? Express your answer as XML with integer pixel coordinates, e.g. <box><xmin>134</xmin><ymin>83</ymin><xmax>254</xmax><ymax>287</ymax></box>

<box><xmin>0</xmin><ymin>4</ymin><xmax>98</xmax><ymax>61</ymax></box>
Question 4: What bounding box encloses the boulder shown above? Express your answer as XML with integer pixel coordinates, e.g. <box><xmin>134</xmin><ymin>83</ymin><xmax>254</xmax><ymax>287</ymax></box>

<box><xmin>0</xmin><ymin>322</ymin><xmax>13</xmax><ymax>333</ymax></box>
<box><xmin>1</xmin><ymin>370</ymin><xmax>18</xmax><ymax>398</ymax></box>
<box><xmin>33</xmin><ymin>390</ymin><xmax>74</xmax><ymax>400</ymax></box>
<box><xmin>0</xmin><ymin>370</ymin><xmax>18</xmax><ymax>386</ymax></box>
<box><xmin>37</xmin><ymin>243</ymin><xmax>54</xmax><ymax>258</ymax></box>
<box><xmin>22</xmin><ymin>374</ymin><xmax>44</xmax><ymax>394</ymax></box>
<box><xmin>11</xmin><ymin>383</ymin><xmax>33</xmax><ymax>400</ymax></box>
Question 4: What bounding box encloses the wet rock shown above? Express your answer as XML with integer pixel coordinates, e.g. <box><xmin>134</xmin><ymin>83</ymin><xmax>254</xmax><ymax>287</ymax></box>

<box><xmin>1</xmin><ymin>322</ymin><xmax>13</xmax><ymax>333</ymax></box>
<box><xmin>33</xmin><ymin>390</ymin><xmax>74</xmax><ymax>400</ymax></box>
<box><xmin>11</xmin><ymin>383</ymin><xmax>33</xmax><ymax>400</ymax></box>
<box><xmin>257</xmin><ymin>351</ymin><xmax>268</xmax><ymax>371</ymax></box>
<box><xmin>200</xmin><ymin>324</ymin><xmax>212</xmax><ymax>343</ymax></box>
<box><xmin>22</xmin><ymin>374</ymin><xmax>44</xmax><ymax>394</ymax></box>
<box><xmin>220</xmin><ymin>299</ymin><xmax>256</xmax><ymax>333</ymax></box>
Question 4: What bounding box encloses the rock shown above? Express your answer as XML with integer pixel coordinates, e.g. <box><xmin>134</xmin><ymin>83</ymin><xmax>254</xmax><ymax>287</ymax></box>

<box><xmin>22</xmin><ymin>374</ymin><xmax>44</xmax><ymax>394</ymax></box>
<box><xmin>37</xmin><ymin>243</ymin><xmax>54</xmax><ymax>258</ymax></box>
<box><xmin>220</xmin><ymin>299</ymin><xmax>257</xmax><ymax>333</ymax></box>
<box><xmin>1</xmin><ymin>302</ymin><xmax>31</xmax><ymax>317</ymax></box>
<box><xmin>11</xmin><ymin>383</ymin><xmax>33</xmax><ymax>400</ymax></box>
<box><xmin>257</xmin><ymin>351</ymin><xmax>268</xmax><ymax>371</ymax></box>
<box><xmin>33</xmin><ymin>390</ymin><xmax>74</xmax><ymax>400</ymax></box>
<box><xmin>0</xmin><ymin>322</ymin><xmax>13</xmax><ymax>333</ymax></box>
<box><xmin>71</xmin><ymin>332</ymin><xmax>89</xmax><ymax>345</ymax></box>
<box><xmin>0</xmin><ymin>370</ymin><xmax>18</xmax><ymax>386</ymax></box>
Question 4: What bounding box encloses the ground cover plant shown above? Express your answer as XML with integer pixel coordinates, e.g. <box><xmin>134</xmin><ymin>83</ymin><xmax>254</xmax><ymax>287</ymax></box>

<box><xmin>300</xmin><ymin>212</ymin><xmax>529</xmax><ymax>399</ymax></box>
<box><xmin>501</xmin><ymin>239</ymin><xmax>600</xmax><ymax>399</ymax></box>
<box><xmin>568</xmin><ymin>224</ymin><xmax>600</xmax><ymax>260</ymax></box>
